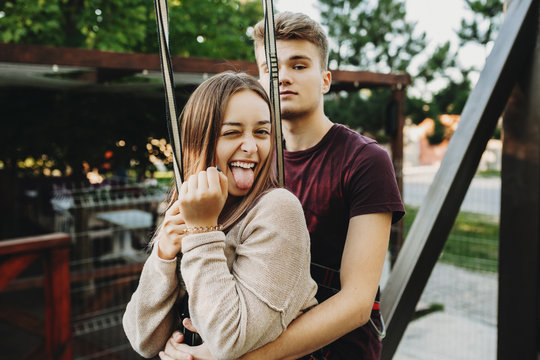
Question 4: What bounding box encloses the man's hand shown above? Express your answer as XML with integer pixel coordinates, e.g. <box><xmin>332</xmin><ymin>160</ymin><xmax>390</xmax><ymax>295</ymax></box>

<box><xmin>159</xmin><ymin>329</ymin><xmax>215</xmax><ymax>360</ymax></box>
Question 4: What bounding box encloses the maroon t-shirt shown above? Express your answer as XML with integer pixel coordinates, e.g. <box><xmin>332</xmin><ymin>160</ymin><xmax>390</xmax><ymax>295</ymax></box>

<box><xmin>284</xmin><ymin>124</ymin><xmax>404</xmax><ymax>359</ymax></box>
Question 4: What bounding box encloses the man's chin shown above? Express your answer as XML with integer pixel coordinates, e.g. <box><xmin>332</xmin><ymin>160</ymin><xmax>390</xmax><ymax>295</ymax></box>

<box><xmin>282</xmin><ymin>109</ymin><xmax>308</xmax><ymax>120</ymax></box>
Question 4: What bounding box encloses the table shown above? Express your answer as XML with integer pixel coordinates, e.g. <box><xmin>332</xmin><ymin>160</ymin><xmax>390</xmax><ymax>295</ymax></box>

<box><xmin>95</xmin><ymin>209</ymin><xmax>153</xmax><ymax>261</ymax></box>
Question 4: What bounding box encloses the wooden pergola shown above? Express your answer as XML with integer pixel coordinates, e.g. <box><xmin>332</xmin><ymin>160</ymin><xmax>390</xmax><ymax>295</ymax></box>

<box><xmin>0</xmin><ymin>41</ymin><xmax>410</xmax><ymax>252</ymax></box>
<box><xmin>0</xmin><ymin>43</ymin><xmax>410</xmax><ymax>91</ymax></box>
<box><xmin>0</xmin><ymin>41</ymin><xmax>410</xmax><ymax>359</ymax></box>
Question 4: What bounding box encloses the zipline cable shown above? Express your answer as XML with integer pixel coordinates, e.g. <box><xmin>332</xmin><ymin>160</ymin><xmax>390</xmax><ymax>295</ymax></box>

<box><xmin>262</xmin><ymin>0</ymin><xmax>285</xmax><ymax>186</ymax></box>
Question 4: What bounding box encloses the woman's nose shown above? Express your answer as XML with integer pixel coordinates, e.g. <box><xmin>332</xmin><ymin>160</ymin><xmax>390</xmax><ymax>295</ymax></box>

<box><xmin>241</xmin><ymin>136</ymin><xmax>257</xmax><ymax>153</ymax></box>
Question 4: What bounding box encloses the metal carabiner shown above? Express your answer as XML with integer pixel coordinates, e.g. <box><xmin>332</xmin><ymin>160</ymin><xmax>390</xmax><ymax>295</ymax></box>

<box><xmin>369</xmin><ymin>312</ymin><xmax>387</xmax><ymax>341</ymax></box>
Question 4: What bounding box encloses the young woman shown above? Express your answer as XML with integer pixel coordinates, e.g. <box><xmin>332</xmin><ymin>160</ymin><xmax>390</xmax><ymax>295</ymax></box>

<box><xmin>123</xmin><ymin>72</ymin><xmax>317</xmax><ymax>360</ymax></box>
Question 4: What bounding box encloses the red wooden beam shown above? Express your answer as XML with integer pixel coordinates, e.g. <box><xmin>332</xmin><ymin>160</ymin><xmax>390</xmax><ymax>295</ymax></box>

<box><xmin>44</xmin><ymin>247</ymin><xmax>72</xmax><ymax>360</ymax></box>
<box><xmin>0</xmin><ymin>42</ymin><xmax>257</xmax><ymax>74</ymax></box>
<box><xmin>3</xmin><ymin>263</ymin><xmax>145</xmax><ymax>292</ymax></box>
<box><xmin>0</xmin><ymin>253</ymin><xmax>39</xmax><ymax>290</ymax></box>
<box><xmin>0</xmin><ymin>42</ymin><xmax>410</xmax><ymax>87</ymax></box>
<box><xmin>0</xmin><ymin>233</ymin><xmax>72</xmax><ymax>360</ymax></box>
<box><xmin>331</xmin><ymin>69</ymin><xmax>411</xmax><ymax>88</ymax></box>
<box><xmin>0</xmin><ymin>232</ymin><xmax>71</xmax><ymax>256</ymax></box>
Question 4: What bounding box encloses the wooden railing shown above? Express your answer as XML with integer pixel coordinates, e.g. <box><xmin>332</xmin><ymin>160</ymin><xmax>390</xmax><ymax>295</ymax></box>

<box><xmin>0</xmin><ymin>233</ymin><xmax>72</xmax><ymax>360</ymax></box>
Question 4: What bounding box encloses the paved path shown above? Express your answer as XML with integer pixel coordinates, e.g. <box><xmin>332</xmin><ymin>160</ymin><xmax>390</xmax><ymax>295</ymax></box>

<box><xmin>382</xmin><ymin>260</ymin><xmax>498</xmax><ymax>360</ymax></box>
<box><xmin>403</xmin><ymin>165</ymin><xmax>501</xmax><ymax>216</ymax></box>
<box><xmin>388</xmin><ymin>166</ymin><xmax>499</xmax><ymax>359</ymax></box>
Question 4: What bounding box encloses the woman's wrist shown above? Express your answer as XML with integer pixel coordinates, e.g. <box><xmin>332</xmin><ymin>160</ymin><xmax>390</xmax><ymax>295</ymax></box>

<box><xmin>183</xmin><ymin>224</ymin><xmax>223</xmax><ymax>234</ymax></box>
<box><xmin>157</xmin><ymin>240</ymin><xmax>179</xmax><ymax>260</ymax></box>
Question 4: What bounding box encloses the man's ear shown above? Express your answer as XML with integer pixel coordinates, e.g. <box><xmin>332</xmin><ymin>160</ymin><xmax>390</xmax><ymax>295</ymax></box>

<box><xmin>321</xmin><ymin>70</ymin><xmax>332</xmax><ymax>94</ymax></box>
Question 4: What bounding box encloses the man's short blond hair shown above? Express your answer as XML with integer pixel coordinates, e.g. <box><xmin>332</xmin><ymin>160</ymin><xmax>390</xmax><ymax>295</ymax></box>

<box><xmin>253</xmin><ymin>12</ymin><xmax>329</xmax><ymax>70</ymax></box>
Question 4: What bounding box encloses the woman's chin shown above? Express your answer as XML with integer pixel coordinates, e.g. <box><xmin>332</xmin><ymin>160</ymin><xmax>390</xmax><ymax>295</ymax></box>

<box><xmin>228</xmin><ymin>184</ymin><xmax>251</xmax><ymax>197</ymax></box>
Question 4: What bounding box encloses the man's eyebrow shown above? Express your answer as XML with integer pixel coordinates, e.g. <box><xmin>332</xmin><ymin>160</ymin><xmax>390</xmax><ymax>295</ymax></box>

<box><xmin>288</xmin><ymin>55</ymin><xmax>313</xmax><ymax>62</ymax></box>
<box><xmin>258</xmin><ymin>55</ymin><xmax>313</xmax><ymax>67</ymax></box>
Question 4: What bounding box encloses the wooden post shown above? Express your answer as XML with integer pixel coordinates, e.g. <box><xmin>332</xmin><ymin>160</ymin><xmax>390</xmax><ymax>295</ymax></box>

<box><xmin>0</xmin><ymin>233</ymin><xmax>72</xmax><ymax>360</ymax></box>
<box><xmin>380</xmin><ymin>1</ymin><xmax>538</xmax><ymax>358</ymax></box>
<box><xmin>43</xmin><ymin>246</ymin><xmax>72</xmax><ymax>360</ymax></box>
<box><xmin>499</xmin><ymin>1</ymin><xmax>539</xmax><ymax>358</ymax></box>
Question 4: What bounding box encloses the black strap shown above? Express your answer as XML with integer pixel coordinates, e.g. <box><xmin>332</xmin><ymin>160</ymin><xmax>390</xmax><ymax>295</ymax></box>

<box><xmin>261</xmin><ymin>0</ymin><xmax>285</xmax><ymax>186</ymax></box>
<box><xmin>154</xmin><ymin>0</ymin><xmax>184</xmax><ymax>189</ymax></box>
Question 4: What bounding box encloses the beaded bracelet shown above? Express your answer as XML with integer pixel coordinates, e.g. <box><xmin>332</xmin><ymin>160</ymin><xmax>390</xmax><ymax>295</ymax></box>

<box><xmin>183</xmin><ymin>224</ymin><xmax>223</xmax><ymax>234</ymax></box>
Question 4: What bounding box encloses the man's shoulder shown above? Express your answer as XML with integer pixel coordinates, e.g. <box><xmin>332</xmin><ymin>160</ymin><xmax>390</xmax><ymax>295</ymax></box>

<box><xmin>328</xmin><ymin>124</ymin><xmax>385</xmax><ymax>156</ymax></box>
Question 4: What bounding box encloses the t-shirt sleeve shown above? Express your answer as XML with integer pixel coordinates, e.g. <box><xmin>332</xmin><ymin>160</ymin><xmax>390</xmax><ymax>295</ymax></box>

<box><xmin>346</xmin><ymin>143</ymin><xmax>405</xmax><ymax>223</ymax></box>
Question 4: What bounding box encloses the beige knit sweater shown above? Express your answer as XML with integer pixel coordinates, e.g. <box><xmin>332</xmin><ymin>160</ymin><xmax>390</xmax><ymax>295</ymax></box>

<box><xmin>123</xmin><ymin>188</ymin><xmax>318</xmax><ymax>359</ymax></box>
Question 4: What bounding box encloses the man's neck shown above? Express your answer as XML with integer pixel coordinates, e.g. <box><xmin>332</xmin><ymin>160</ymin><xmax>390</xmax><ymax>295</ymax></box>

<box><xmin>283</xmin><ymin>112</ymin><xmax>334</xmax><ymax>152</ymax></box>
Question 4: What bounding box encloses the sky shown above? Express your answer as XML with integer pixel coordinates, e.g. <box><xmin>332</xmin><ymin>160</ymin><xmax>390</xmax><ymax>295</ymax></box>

<box><xmin>273</xmin><ymin>0</ymin><xmax>490</xmax><ymax>95</ymax></box>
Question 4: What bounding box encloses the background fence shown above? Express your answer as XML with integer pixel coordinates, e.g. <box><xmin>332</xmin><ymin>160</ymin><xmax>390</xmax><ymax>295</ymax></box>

<box><xmin>0</xmin><ymin>162</ymin><xmax>500</xmax><ymax>359</ymax></box>
<box><xmin>388</xmin><ymin>164</ymin><xmax>499</xmax><ymax>360</ymax></box>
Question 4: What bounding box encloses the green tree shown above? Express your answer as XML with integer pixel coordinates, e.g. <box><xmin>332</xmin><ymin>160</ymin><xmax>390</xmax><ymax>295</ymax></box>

<box><xmin>318</xmin><ymin>0</ymin><xmax>426</xmax><ymax>73</ymax></box>
<box><xmin>0</xmin><ymin>0</ymin><xmax>262</xmax><ymax>60</ymax></box>
<box><xmin>458</xmin><ymin>0</ymin><xmax>503</xmax><ymax>48</ymax></box>
<box><xmin>317</xmin><ymin>0</ymin><xmax>428</xmax><ymax>138</ymax></box>
<box><xmin>0</xmin><ymin>0</ymin><xmax>263</xmax><ymax>188</ymax></box>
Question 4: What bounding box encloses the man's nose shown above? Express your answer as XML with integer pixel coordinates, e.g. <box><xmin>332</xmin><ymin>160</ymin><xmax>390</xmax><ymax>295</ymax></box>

<box><xmin>278</xmin><ymin>67</ymin><xmax>292</xmax><ymax>86</ymax></box>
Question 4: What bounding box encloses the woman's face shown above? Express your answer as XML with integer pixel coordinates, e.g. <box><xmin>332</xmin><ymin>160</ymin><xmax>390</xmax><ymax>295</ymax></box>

<box><xmin>216</xmin><ymin>89</ymin><xmax>272</xmax><ymax>197</ymax></box>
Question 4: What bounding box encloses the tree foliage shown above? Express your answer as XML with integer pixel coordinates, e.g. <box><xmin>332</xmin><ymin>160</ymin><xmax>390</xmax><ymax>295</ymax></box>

<box><xmin>317</xmin><ymin>0</ymin><xmax>503</xmax><ymax>143</ymax></box>
<box><xmin>318</xmin><ymin>0</ymin><xmax>426</xmax><ymax>73</ymax></box>
<box><xmin>458</xmin><ymin>0</ymin><xmax>503</xmax><ymax>46</ymax></box>
<box><xmin>0</xmin><ymin>0</ymin><xmax>263</xmax><ymax>183</ymax></box>
<box><xmin>325</xmin><ymin>88</ymin><xmax>393</xmax><ymax>140</ymax></box>
<box><xmin>318</xmin><ymin>0</ymin><xmax>428</xmax><ymax>138</ymax></box>
<box><xmin>0</xmin><ymin>0</ymin><xmax>262</xmax><ymax>60</ymax></box>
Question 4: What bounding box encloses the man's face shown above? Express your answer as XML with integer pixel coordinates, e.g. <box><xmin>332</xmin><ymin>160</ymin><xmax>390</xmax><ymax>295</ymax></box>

<box><xmin>255</xmin><ymin>39</ymin><xmax>331</xmax><ymax>121</ymax></box>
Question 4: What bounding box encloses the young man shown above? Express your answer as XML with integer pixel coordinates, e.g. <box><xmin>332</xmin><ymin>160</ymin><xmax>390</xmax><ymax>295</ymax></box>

<box><xmin>160</xmin><ymin>12</ymin><xmax>404</xmax><ymax>360</ymax></box>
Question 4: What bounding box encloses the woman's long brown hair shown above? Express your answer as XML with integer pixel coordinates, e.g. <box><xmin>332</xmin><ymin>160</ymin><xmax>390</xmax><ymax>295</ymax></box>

<box><xmin>161</xmin><ymin>71</ymin><xmax>278</xmax><ymax>234</ymax></box>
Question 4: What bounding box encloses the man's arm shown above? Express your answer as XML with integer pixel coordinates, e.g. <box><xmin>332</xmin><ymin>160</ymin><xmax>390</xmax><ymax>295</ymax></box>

<box><xmin>239</xmin><ymin>211</ymin><xmax>392</xmax><ymax>360</ymax></box>
<box><xmin>162</xmin><ymin>212</ymin><xmax>392</xmax><ymax>360</ymax></box>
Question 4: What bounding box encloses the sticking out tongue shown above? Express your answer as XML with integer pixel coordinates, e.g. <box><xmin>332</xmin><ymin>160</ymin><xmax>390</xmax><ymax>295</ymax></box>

<box><xmin>231</xmin><ymin>166</ymin><xmax>255</xmax><ymax>190</ymax></box>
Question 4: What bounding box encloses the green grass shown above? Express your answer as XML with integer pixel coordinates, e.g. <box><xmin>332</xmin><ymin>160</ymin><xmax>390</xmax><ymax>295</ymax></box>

<box><xmin>475</xmin><ymin>168</ymin><xmax>501</xmax><ymax>178</ymax></box>
<box><xmin>403</xmin><ymin>206</ymin><xmax>499</xmax><ymax>272</ymax></box>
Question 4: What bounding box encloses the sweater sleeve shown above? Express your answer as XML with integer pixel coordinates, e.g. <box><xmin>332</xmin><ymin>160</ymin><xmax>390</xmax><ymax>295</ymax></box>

<box><xmin>180</xmin><ymin>188</ymin><xmax>317</xmax><ymax>360</ymax></box>
<box><xmin>122</xmin><ymin>244</ymin><xmax>180</xmax><ymax>358</ymax></box>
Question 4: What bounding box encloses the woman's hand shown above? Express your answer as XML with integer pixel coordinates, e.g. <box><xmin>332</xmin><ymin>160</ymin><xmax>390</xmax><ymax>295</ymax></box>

<box><xmin>160</xmin><ymin>331</ymin><xmax>215</xmax><ymax>360</ymax></box>
<box><xmin>157</xmin><ymin>200</ymin><xmax>187</xmax><ymax>260</ymax></box>
<box><xmin>179</xmin><ymin>167</ymin><xmax>228</xmax><ymax>228</ymax></box>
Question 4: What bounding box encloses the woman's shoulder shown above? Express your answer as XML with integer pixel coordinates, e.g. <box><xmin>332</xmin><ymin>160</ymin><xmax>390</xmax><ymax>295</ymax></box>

<box><xmin>257</xmin><ymin>187</ymin><xmax>302</xmax><ymax>208</ymax></box>
<box><xmin>241</xmin><ymin>188</ymin><xmax>304</xmax><ymax>224</ymax></box>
